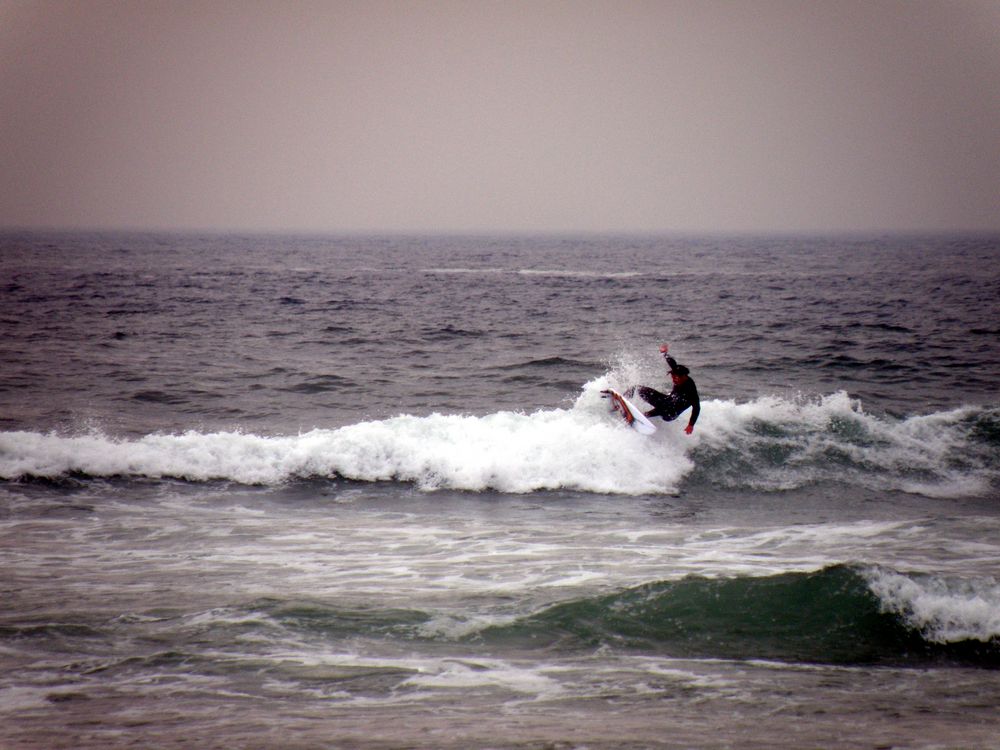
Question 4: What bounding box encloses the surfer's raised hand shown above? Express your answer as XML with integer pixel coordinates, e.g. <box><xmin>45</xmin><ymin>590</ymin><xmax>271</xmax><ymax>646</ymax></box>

<box><xmin>659</xmin><ymin>343</ymin><xmax>669</xmax><ymax>354</ymax></box>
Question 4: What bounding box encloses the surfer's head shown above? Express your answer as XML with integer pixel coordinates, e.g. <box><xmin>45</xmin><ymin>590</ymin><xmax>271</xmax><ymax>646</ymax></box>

<box><xmin>670</xmin><ymin>364</ymin><xmax>689</xmax><ymax>384</ymax></box>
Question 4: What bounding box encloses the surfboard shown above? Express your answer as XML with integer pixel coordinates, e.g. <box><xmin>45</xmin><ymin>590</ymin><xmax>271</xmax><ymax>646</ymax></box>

<box><xmin>601</xmin><ymin>389</ymin><xmax>657</xmax><ymax>435</ymax></box>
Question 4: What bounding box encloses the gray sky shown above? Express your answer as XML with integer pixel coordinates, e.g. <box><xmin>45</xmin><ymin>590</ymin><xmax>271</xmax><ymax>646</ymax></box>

<box><xmin>2</xmin><ymin>0</ymin><xmax>998</xmax><ymax>233</ymax></box>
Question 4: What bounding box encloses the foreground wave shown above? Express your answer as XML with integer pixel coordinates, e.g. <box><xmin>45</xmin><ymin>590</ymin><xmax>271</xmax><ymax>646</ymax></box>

<box><xmin>1</xmin><ymin>383</ymin><xmax>996</xmax><ymax>496</ymax></box>
<box><xmin>478</xmin><ymin>565</ymin><xmax>1000</xmax><ymax>665</ymax></box>
<box><xmin>238</xmin><ymin>565</ymin><xmax>1000</xmax><ymax>667</ymax></box>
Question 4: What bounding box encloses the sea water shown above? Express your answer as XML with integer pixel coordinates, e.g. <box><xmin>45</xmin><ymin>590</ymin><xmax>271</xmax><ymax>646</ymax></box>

<box><xmin>1</xmin><ymin>232</ymin><xmax>998</xmax><ymax>749</ymax></box>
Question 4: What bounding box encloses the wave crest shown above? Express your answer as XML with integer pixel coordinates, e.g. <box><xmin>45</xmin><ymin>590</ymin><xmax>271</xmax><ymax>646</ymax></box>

<box><xmin>1</xmin><ymin>382</ymin><xmax>995</xmax><ymax>496</ymax></box>
<box><xmin>691</xmin><ymin>391</ymin><xmax>997</xmax><ymax>497</ymax></box>
<box><xmin>475</xmin><ymin>565</ymin><xmax>1000</xmax><ymax>665</ymax></box>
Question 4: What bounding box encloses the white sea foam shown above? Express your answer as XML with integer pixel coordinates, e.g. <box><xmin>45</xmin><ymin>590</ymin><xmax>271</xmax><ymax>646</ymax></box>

<box><xmin>0</xmin><ymin>380</ymin><xmax>993</xmax><ymax>496</ymax></box>
<box><xmin>694</xmin><ymin>391</ymin><xmax>994</xmax><ymax>496</ymax></box>
<box><xmin>0</xmin><ymin>379</ymin><xmax>688</xmax><ymax>493</ymax></box>
<box><xmin>863</xmin><ymin>566</ymin><xmax>1000</xmax><ymax>643</ymax></box>
<box><xmin>420</xmin><ymin>267</ymin><xmax>506</xmax><ymax>275</ymax></box>
<box><xmin>0</xmin><ymin>685</ymin><xmax>53</xmax><ymax>712</ymax></box>
<box><xmin>402</xmin><ymin>657</ymin><xmax>566</xmax><ymax>698</ymax></box>
<box><xmin>517</xmin><ymin>269</ymin><xmax>643</xmax><ymax>278</ymax></box>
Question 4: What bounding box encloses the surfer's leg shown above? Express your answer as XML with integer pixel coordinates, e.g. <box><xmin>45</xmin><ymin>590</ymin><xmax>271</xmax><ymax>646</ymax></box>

<box><xmin>647</xmin><ymin>408</ymin><xmax>679</xmax><ymax>422</ymax></box>
<box><xmin>636</xmin><ymin>386</ymin><xmax>667</xmax><ymax>407</ymax></box>
<box><xmin>638</xmin><ymin>387</ymin><xmax>683</xmax><ymax>422</ymax></box>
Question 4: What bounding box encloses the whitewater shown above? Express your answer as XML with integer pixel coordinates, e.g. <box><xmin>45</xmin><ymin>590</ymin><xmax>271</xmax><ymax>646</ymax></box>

<box><xmin>2</xmin><ymin>385</ymin><xmax>994</xmax><ymax>497</ymax></box>
<box><xmin>2</xmin><ymin>232</ymin><xmax>998</xmax><ymax>749</ymax></box>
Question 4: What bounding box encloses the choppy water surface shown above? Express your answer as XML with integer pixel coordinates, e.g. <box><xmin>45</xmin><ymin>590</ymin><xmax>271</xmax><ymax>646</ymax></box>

<box><xmin>1</xmin><ymin>232</ymin><xmax>998</xmax><ymax>749</ymax></box>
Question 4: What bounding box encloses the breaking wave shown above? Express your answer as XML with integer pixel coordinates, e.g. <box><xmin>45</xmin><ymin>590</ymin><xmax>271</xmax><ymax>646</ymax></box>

<box><xmin>1</xmin><ymin>378</ymin><xmax>996</xmax><ymax>496</ymax></box>
<box><xmin>220</xmin><ymin>565</ymin><xmax>1000</xmax><ymax>667</ymax></box>
<box><xmin>473</xmin><ymin>564</ymin><xmax>1000</xmax><ymax>666</ymax></box>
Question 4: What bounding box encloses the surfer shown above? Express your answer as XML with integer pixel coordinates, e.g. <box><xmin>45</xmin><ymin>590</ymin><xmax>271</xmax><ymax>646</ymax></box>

<box><xmin>626</xmin><ymin>344</ymin><xmax>700</xmax><ymax>434</ymax></box>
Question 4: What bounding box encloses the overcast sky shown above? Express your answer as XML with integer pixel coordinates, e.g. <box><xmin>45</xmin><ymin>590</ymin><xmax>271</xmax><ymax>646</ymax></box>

<box><xmin>1</xmin><ymin>0</ymin><xmax>998</xmax><ymax>233</ymax></box>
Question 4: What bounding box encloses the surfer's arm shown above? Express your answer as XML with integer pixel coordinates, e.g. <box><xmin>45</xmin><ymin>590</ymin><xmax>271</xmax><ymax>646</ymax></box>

<box><xmin>660</xmin><ymin>343</ymin><xmax>682</xmax><ymax>369</ymax></box>
<box><xmin>686</xmin><ymin>398</ymin><xmax>700</xmax><ymax>433</ymax></box>
<box><xmin>683</xmin><ymin>383</ymin><xmax>700</xmax><ymax>434</ymax></box>
<box><xmin>659</xmin><ymin>343</ymin><xmax>672</xmax><ymax>369</ymax></box>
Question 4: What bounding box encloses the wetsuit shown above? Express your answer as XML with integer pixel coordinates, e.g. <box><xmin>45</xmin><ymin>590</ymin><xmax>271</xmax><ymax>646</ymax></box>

<box><xmin>635</xmin><ymin>356</ymin><xmax>700</xmax><ymax>426</ymax></box>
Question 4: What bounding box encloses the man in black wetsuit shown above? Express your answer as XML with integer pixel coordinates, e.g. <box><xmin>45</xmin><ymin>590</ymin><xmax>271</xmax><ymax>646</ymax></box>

<box><xmin>626</xmin><ymin>343</ymin><xmax>700</xmax><ymax>434</ymax></box>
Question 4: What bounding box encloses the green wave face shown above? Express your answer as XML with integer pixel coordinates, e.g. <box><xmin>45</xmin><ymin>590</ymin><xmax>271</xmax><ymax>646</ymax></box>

<box><xmin>475</xmin><ymin>566</ymin><xmax>1000</xmax><ymax>666</ymax></box>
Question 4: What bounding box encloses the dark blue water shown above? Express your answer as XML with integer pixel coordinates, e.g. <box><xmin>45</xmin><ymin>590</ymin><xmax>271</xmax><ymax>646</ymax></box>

<box><xmin>1</xmin><ymin>232</ymin><xmax>999</xmax><ymax>749</ymax></box>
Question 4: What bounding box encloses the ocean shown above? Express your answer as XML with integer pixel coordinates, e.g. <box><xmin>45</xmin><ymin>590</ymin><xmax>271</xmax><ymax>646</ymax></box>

<box><xmin>1</xmin><ymin>231</ymin><xmax>998</xmax><ymax>749</ymax></box>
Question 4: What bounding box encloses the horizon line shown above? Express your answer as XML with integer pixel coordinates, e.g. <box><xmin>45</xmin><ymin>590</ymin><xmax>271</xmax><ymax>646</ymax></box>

<box><xmin>3</xmin><ymin>224</ymin><xmax>1000</xmax><ymax>239</ymax></box>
